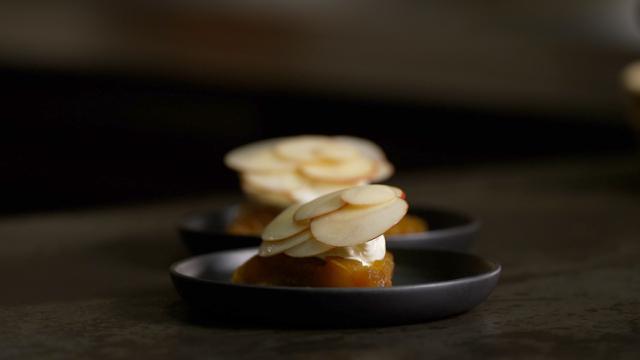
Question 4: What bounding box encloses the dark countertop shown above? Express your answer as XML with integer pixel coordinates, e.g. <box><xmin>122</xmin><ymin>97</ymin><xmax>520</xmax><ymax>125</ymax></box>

<box><xmin>1</xmin><ymin>155</ymin><xmax>639</xmax><ymax>359</ymax></box>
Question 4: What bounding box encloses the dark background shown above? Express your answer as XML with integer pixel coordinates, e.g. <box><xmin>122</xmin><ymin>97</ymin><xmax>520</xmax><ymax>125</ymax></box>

<box><xmin>1</xmin><ymin>0</ymin><xmax>639</xmax><ymax>213</ymax></box>
<box><xmin>1</xmin><ymin>4</ymin><xmax>640</xmax><ymax>358</ymax></box>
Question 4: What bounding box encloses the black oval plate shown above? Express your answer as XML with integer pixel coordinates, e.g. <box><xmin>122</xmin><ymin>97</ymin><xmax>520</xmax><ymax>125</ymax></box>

<box><xmin>179</xmin><ymin>205</ymin><xmax>480</xmax><ymax>254</ymax></box>
<box><xmin>170</xmin><ymin>248</ymin><xmax>500</xmax><ymax>327</ymax></box>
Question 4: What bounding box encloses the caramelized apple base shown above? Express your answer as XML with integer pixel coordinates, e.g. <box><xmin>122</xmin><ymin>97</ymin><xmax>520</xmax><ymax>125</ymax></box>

<box><xmin>385</xmin><ymin>214</ymin><xmax>428</xmax><ymax>235</ymax></box>
<box><xmin>232</xmin><ymin>253</ymin><xmax>394</xmax><ymax>288</ymax></box>
<box><xmin>226</xmin><ymin>202</ymin><xmax>283</xmax><ymax>236</ymax></box>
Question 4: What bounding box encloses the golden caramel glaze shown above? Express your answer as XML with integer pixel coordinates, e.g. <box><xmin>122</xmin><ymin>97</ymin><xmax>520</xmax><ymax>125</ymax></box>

<box><xmin>226</xmin><ymin>203</ymin><xmax>283</xmax><ymax>236</ymax></box>
<box><xmin>232</xmin><ymin>252</ymin><xmax>394</xmax><ymax>288</ymax></box>
<box><xmin>385</xmin><ymin>214</ymin><xmax>428</xmax><ymax>236</ymax></box>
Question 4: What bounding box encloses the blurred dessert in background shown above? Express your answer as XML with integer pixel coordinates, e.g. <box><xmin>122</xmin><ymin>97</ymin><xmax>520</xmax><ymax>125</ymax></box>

<box><xmin>224</xmin><ymin>135</ymin><xmax>391</xmax><ymax>233</ymax></box>
<box><xmin>225</xmin><ymin>135</ymin><xmax>393</xmax><ymax>206</ymax></box>
<box><xmin>232</xmin><ymin>184</ymin><xmax>408</xmax><ymax>287</ymax></box>
<box><xmin>224</xmin><ymin>135</ymin><xmax>427</xmax><ymax>237</ymax></box>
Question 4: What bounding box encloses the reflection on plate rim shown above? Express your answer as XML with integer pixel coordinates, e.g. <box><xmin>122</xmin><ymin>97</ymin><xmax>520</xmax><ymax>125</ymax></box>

<box><xmin>170</xmin><ymin>248</ymin><xmax>501</xmax><ymax>293</ymax></box>
<box><xmin>178</xmin><ymin>204</ymin><xmax>482</xmax><ymax>242</ymax></box>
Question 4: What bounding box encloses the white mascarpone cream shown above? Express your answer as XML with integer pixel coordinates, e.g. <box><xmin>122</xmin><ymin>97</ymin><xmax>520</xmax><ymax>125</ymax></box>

<box><xmin>225</xmin><ymin>135</ymin><xmax>394</xmax><ymax>208</ymax></box>
<box><xmin>259</xmin><ymin>185</ymin><xmax>408</xmax><ymax>266</ymax></box>
<box><xmin>315</xmin><ymin>235</ymin><xmax>386</xmax><ymax>266</ymax></box>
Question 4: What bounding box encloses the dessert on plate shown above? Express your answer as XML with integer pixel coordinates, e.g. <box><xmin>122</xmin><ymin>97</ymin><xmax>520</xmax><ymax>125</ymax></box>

<box><xmin>224</xmin><ymin>135</ymin><xmax>426</xmax><ymax>236</ymax></box>
<box><xmin>232</xmin><ymin>184</ymin><xmax>408</xmax><ymax>287</ymax></box>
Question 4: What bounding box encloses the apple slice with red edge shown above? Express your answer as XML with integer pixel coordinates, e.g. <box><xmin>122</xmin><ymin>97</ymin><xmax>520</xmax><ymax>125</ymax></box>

<box><xmin>310</xmin><ymin>197</ymin><xmax>408</xmax><ymax>246</ymax></box>
<box><xmin>389</xmin><ymin>186</ymin><xmax>405</xmax><ymax>199</ymax></box>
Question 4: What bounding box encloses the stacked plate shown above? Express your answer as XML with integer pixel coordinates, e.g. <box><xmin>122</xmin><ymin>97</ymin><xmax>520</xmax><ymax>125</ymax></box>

<box><xmin>171</xmin><ymin>204</ymin><xmax>499</xmax><ymax>326</ymax></box>
<box><xmin>179</xmin><ymin>205</ymin><xmax>481</xmax><ymax>254</ymax></box>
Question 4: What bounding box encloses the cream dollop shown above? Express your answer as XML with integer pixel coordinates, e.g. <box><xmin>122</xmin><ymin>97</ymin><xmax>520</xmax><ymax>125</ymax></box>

<box><xmin>314</xmin><ymin>235</ymin><xmax>386</xmax><ymax>266</ymax></box>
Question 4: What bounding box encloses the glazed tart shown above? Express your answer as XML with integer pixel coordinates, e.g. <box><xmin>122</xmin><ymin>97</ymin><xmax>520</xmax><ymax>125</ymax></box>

<box><xmin>232</xmin><ymin>184</ymin><xmax>408</xmax><ymax>287</ymax></box>
<box><xmin>224</xmin><ymin>135</ymin><xmax>427</xmax><ymax>237</ymax></box>
<box><xmin>224</xmin><ymin>135</ymin><xmax>394</xmax><ymax>207</ymax></box>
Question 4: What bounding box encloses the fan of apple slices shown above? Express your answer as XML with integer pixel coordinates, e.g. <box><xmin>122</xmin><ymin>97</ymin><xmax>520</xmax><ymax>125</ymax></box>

<box><xmin>259</xmin><ymin>185</ymin><xmax>408</xmax><ymax>258</ymax></box>
<box><xmin>225</xmin><ymin>135</ymin><xmax>394</xmax><ymax>207</ymax></box>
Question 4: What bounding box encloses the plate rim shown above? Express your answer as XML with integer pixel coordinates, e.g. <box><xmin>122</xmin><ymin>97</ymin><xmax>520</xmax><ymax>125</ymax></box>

<box><xmin>170</xmin><ymin>247</ymin><xmax>501</xmax><ymax>294</ymax></box>
<box><xmin>178</xmin><ymin>204</ymin><xmax>481</xmax><ymax>242</ymax></box>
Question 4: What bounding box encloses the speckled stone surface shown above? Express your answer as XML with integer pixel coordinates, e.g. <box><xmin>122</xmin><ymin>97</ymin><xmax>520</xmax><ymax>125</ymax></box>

<box><xmin>1</xmin><ymin>155</ymin><xmax>639</xmax><ymax>359</ymax></box>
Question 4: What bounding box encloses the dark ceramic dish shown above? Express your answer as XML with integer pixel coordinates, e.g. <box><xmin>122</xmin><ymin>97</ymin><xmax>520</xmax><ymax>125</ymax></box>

<box><xmin>179</xmin><ymin>205</ymin><xmax>480</xmax><ymax>254</ymax></box>
<box><xmin>170</xmin><ymin>248</ymin><xmax>500</xmax><ymax>327</ymax></box>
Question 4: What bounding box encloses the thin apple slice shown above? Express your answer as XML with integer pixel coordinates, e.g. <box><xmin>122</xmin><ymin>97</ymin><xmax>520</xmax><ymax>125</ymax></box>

<box><xmin>300</xmin><ymin>158</ymin><xmax>375</xmax><ymax>183</ymax></box>
<box><xmin>289</xmin><ymin>182</ymin><xmax>354</xmax><ymax>203</ymax></box>
<box><xmin>315</xmin><ymin>142</ymin><xmax>360</xmax><ymax>161</ymax></box>
<box><xmin>273</xmin><ymin>135</ymin><xmax>329</xmax><ymax>162</ymax></box>
<box><xmin>341</xmin><ymin>185</ymin><xmax>397</xmax><ymax>206</ymax></box>
<box><xmin>310</xmin><ymin>198</ymin><xmax>408</xmax><ymax>246</ymax></box>
<box><xmin>284</xmin><ymin>237</ymin><xmax>334</xmax><ymax>257</ymax></box>
<box><xmin>259</xmin><ymin>230</ymin><xmax>313</xmax><ymax>257</ymax></box>
<box><xmin>294</xmin><ymin>190</ymin><xmax>347</xmax><ymax>221</ymax></box>
<box><xmin>372</xmin><ymin>161</ymin><xmax>394</xmax><ymax>182</ymax></box>
<box><xmin>389</xmin><ymin>186</ymin><xmax>405</xmax><ymax>199</ymax></box>
<box><xmin>224</xmin><ymin>139</ymin><xmax>295</xmax><ymax>172</ymax></box>
<box><xmin>243</xmin><ymin>172</ymin><xmax>305</xmax><ymax>193</ymax></box>
<box><xmin>262</xmin><ymin>204</ymin><xmax>308</xmax><ymax>241</ymax></box>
